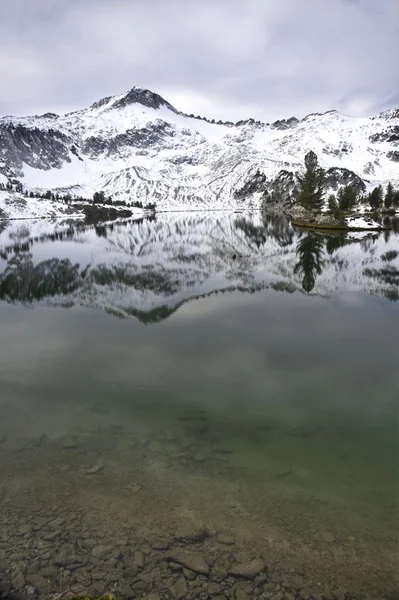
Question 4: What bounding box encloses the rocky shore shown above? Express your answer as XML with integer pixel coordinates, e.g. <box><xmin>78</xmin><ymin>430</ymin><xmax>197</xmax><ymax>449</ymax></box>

<box><xmin>286</xmin><ymin>206</ymin><xmax>389</xmax><ymax>231</ymax></box>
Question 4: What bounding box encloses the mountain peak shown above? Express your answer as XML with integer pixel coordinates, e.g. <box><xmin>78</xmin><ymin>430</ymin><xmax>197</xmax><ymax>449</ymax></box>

<box><xmin>89</xmin><ymin>86</ymin><xmax>179</xmax><ymax>115</ymax></box>
<box><xmin>112</xmin><ymin>86</ymin><xmax>179</xmax><ymax>113</ymax></box>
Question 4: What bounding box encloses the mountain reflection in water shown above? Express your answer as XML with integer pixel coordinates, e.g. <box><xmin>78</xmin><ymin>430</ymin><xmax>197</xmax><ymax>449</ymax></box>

<box><xmin>0</xmin><ymin>212</ymin><xmax>398</xmax><ymax>321</ymax></box>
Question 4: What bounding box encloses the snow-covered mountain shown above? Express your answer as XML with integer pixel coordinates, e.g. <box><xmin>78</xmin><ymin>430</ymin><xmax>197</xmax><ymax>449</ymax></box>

<box><xmin>1</xmin><ymin>86</ymin><xmax>398</xmax><ymax>210</ymax></box>
<box><xmin>0</xmin><ymin>213</ymin><xmax>397</xmax><ymax>321</ymax></box>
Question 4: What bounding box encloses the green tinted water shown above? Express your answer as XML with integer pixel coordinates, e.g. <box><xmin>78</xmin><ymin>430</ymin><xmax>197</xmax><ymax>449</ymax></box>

<box><xmin>0</xmin><ymin>213</ymin><xmax>398</xmax><ymax>599</ymax></box>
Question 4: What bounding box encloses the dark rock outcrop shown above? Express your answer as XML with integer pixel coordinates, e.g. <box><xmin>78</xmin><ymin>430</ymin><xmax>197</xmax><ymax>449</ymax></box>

<box><xmin>0</xmin><ymin>122</ymin><xmax>73</xmax><ymax>175</ymax></box>
<box><xmin>271</xmin><ymin>116</ymin><xmax>299</xmax><ymax>130</ymax></box>
<box><xmin>369</xmin><ymin>125</ymin><xmax>399</xmax><ymax>143</ymax></box>
<box><xmin>387</xmin><ymin>150</ymin><xmax>399</xmax><ymax>162</ymax></box>
<box><xmin>323</xmin><ymin>167</ymin><xmax>367</xmax><ymax>194</ymax></box>
<box><xmin>234</xmin><ymin>170</ymin><xmax>267</xmax><ymax>200</ymax></box>
<box><xmin>112</xmin><ymin>87</ymin><xmax>179</xmax><ymax>113</ymax></box>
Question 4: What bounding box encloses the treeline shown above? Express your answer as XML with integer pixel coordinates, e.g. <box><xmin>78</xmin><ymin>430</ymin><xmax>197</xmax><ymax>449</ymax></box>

<box><xmin>297</xmin><ymin>151</ymin><xmax>399</xmax><ymax>214</ymax></box>
<box><xmin>92</xmin><ymin>191</ymin><xmax>156</xmax><ymax>210</ymax></box>
<box><xmin>363</xmin><ymin>183</ymin><xmax>399</xmax><ymax>211</ymax></box>
<box><xmin>0</xmin><ymin>181</ymin><xmax>156</xmax><ymax>211</ymax></box>
<box><xmin>328</xmin><ymin>182</ymin><xmax>399</xmax><ymax>216</ymax></box>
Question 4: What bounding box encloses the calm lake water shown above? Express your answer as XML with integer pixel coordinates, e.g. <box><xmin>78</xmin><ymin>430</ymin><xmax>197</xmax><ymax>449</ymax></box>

<box><xmin>0</xmin><ymin>212</ymin><xmax>398</xmax><ymax>600</ymax></box>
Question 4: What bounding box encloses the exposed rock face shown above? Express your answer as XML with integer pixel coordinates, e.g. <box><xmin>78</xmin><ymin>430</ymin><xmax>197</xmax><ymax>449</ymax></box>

<box><xmin>81</xmin><ymin>122</ymin><xmax>176</xmax><ymax>158</ymax></box>
<box><xmin>387</xmin><ymin>150</ymin><xmax>399</xmax><ymax>162</ymax></box>
<box><xmin>369</xmin><ymin>124</ymin><xmax>399</xmax><ymax>143</ymax></box>
<box><xmin>234</xmin><ymin>170</ymin><xmax>267</xmax><ymax>200</ymax></box>
<box><xmin>322</xmin><ymin>141</ymin><xmax>352</xmax><ymax>158</ymax></box>
<box><xmin>262</xmin><ymin>170</ymin><xmax>299</xmax><ymax>210</ymax></box>
<box><xmin>111</xmin><ymin>87</ymin><xmax>179</xmax><ymax>113</ymax></box>
<box><xmin>323</xmin><ymin>167</ymin><xmax>367</xmax><ymax>194</ymax></box>
<box><xmin>0</xmin><ymin>122</ymin><xmax>73</xmax><ymax>175</ymax></box>
<box><xmin>271</xmin><ymin>116</ymin><xmax>299</xmax><ymax>130</ymax></box>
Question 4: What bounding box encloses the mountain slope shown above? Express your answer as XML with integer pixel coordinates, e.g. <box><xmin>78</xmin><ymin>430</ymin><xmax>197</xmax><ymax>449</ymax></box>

<box><xmin>1</xmin><ymin>86</ymin><xmax>398</xmax><ymax>210</ymax></box>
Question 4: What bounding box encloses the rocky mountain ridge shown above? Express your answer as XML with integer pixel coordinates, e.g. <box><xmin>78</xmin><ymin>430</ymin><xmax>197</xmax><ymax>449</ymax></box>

<box><xmin>1</xmin><ymin>86</ymin><xmax>398</xmax><ymax>211</ymax></box>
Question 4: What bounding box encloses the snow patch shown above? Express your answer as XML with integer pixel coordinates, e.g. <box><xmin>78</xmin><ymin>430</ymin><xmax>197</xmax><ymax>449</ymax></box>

<box><xmin>345</xmin><ymin>215</ymin><xmax>383</xmax><ymax>229</ymax></box>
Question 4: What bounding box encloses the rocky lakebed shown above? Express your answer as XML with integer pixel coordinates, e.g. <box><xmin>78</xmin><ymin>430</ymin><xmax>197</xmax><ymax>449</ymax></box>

<box><xmin>0</xmin><ymin>404</ymin><xmax>396</xmax><ymax>600</ymax></box>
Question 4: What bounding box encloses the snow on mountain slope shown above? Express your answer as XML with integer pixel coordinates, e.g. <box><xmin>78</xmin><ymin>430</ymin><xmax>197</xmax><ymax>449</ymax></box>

<box><xmin>1</xmin><ymin>213</ymin><xmax>397</xmax><ymax>320</ymax></box>
<box><xmin>1</xmin><ymin>86</ymin><xmax>398</xmax><ymax>211</ymax></box>
<box><xmin>0</xmin><ymin>189</ymin><xmax>83</xmax><ymax>220</ymax></box>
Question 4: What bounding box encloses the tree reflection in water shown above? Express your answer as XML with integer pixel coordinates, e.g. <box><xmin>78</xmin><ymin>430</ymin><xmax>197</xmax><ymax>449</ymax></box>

<box><xmin>294</xmin><ymin>233</ymin><xmax>325</xmax><ymax>293</ymax></box>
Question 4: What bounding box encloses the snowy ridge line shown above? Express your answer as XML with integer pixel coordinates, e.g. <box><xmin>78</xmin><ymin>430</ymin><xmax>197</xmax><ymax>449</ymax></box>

<box><xmin>0</xmin><ymin>85</ymin><xmax>398</xmax><ymax>213</ymax></box>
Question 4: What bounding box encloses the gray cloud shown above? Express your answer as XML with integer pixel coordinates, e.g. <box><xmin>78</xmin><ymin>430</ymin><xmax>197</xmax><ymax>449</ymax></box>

<box><xmin>0</xmin><ymin>0</ymin><xmax>397</xmax><ymax>121</ymax></box>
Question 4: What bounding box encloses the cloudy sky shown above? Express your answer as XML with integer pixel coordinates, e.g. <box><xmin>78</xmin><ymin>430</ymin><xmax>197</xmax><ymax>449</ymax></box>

<box><xmin>1</xmin><ymin>0</ymin><xmax>398</xmax><ymax>122</ymax></box>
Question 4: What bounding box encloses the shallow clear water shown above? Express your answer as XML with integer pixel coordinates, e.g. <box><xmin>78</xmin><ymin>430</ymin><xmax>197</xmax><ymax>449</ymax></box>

<box><xmin>0</xmin><ymin>212</ymin><xmax>398</xmax><ymax>599</ymax></box>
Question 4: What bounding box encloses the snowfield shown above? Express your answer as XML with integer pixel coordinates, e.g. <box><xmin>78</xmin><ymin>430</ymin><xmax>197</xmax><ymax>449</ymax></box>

<box><xmin>0</xmin><ymin>190</ymin><xmax>83</xmax><ymax>220</ymax></box>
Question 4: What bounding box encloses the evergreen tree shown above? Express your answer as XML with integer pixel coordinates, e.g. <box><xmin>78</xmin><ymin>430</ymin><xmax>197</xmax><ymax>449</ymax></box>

<box><xmin>337</xmin><ymin>185</ymin><xmax>357</xmax><ymax>211</ymax></box>
<box><xmin>44</xmin><ymin>190</ymin><xmax>52</xmax><ymax>200</ymax></box>
<box><xmin>327</xmin><ymin>193</ymin><xmax>345</xmax><ymax>221</ymax></box>
<box><xmin>297</xmin><ymin>151</ymin><xmax>325</xmax><ymax>211</ymax></box>
<box><xmin>93</xmin><ymin>191</ymin><xmax>105</xmax><ymax>204</ymax></box>
<box><xmin>369</xmin><ymin>185</ymin><xmax>383</xmax><ymax>211</ymax></box>
<box><xmin>328</xmin><ymin>194</ymin><xmax>338</xmax><ymax>214</ymax></box>
<box><xmin>384</xmin><ymin>182</ymin><xmax>394</xmax><ymax>209</ymax></box>
<box><xmin>392</xmin><ymin>189</ymin><xmax>399</xmax><ymax>208</ymax></box>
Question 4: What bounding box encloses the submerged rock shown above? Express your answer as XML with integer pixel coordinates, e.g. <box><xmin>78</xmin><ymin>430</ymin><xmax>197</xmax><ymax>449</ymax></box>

<box><xmin>86</xmin><ymin>464</ymin><xmax>104</xmax><ymax>474</ymax></box>
<box><xmin>25</xmin><ymin>574</ymin><xmax>49</xmax><ymax>591</ymax></box>
<box><xmin>11</xmin><ymin>566</ymin><xmax>26</xmax><ymax>590</ymax></box>
<box><xmin>165</xmin><ymin>549</ymin><xmax>209</xmax><ymax>574</ymax></box>
<box><xmin>208</xmin><ymin>582</ymin><xmax>222</xmax><ymax>595</ymax></box>
<box><xmin>151</xmin><ymin>536</ymin><xmax>170</xmax><ymax>550</ymax></box>
<box><xmin>235</xmin><ymin>590</ymin><xmax>251</xmax><ymax>600</ymax></box>
<box><xmin>92</xmin><ymin>544</ymin><xmax>112</xmax><ymax>559</ymax></box>
<box><xmin>134</xmin><ymin>550</ymin><xmax>145</xmax><ymax>569</ymax></box>
<box><xmin>169</xmin><ymin>576</ymin><xmax>188</xmax><ymax>599</ymax></box>
<box><xmin>228</xmin><ymin>557</ymin><xmax>266</xmax><ymax>579</ymax></box>
<box><xmin>174</xmin><ymin>521</ymin><xmax>209</xmax><ymax>544</ymax></box>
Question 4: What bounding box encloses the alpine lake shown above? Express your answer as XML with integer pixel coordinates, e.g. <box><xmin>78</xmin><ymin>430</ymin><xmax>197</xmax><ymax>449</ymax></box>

<box><xmin>0</xmin><ymin>211</ymin><xmax>398</xmax><ymax>600</ymax></box>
